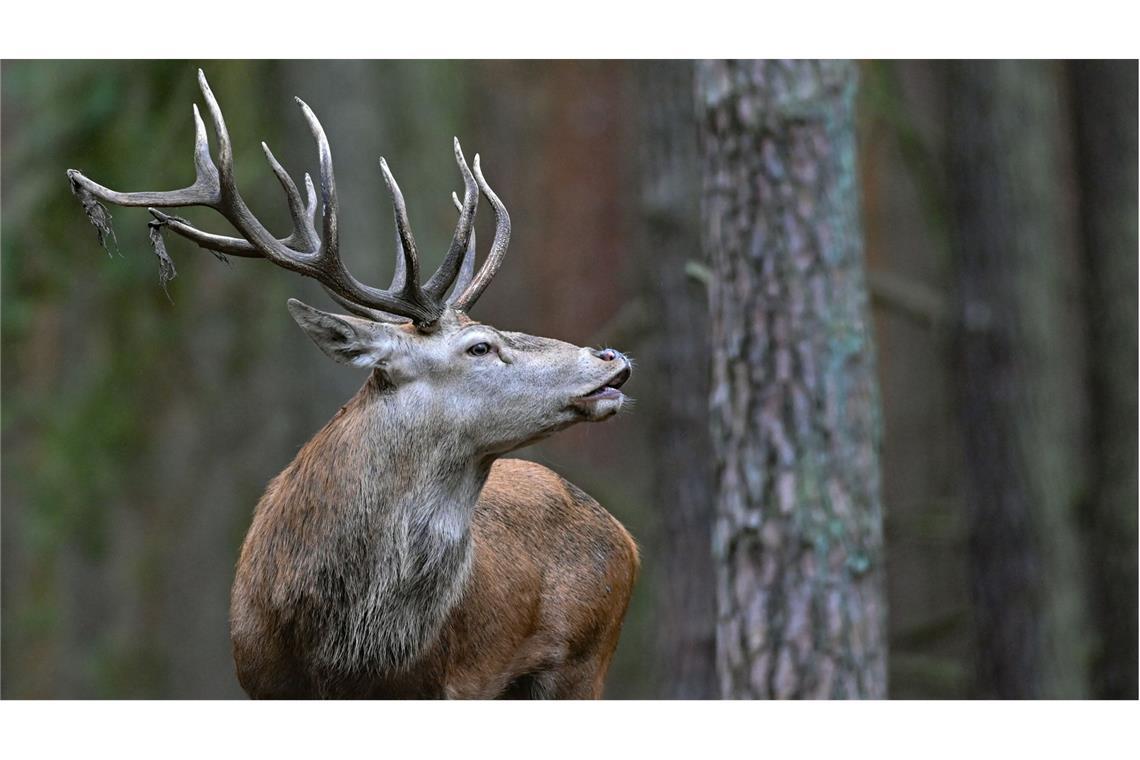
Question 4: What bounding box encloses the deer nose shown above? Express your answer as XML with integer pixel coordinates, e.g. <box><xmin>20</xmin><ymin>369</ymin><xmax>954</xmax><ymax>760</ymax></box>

<box><xmin>593</xmin><ymin>348</ymin><xmax>622</xmax><ymax>362</ymax></box>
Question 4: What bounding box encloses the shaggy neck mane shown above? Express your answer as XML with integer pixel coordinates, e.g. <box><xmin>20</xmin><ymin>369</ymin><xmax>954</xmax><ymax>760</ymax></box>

<box><xmin>259</xmin><ymin>372</ymin><xmax>490</xmax><ymax>680</ymax></box>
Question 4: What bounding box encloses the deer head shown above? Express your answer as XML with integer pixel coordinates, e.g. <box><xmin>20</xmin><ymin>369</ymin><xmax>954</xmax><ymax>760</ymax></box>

<box><xmin>66</xmin><ymin>70</ymin><xmax>631</xmax><ymax>458</ymax></box>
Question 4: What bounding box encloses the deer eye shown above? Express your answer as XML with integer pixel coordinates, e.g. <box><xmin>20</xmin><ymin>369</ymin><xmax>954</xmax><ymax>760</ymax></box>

<box><xmin>467</xmin><ymin>342</ymin><xmax>492</xmax><ymax>357</ymax></box>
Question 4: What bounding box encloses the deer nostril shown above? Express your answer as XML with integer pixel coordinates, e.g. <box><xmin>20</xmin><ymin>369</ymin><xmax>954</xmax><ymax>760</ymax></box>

<box><xmin>596</xmin><ymin>349</ymin><xmax>617</xmax><ymax>362</ymax></box>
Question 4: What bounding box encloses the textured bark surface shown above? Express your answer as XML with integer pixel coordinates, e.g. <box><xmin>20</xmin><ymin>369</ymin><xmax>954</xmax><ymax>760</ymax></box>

<box><xmin>635</xmin><ymin>61</ymin><xmax>717</xmax><ymax>699</ymax></box>
<box><xmin>944</xmin><ymin>61</ymin><xmax>1092</xmax><ymax>699</ymax></box>
<box><xmin>1069</xmin><ymin>60</ymin><xmax>1139</xmax><ymax>700</ymax></box>
<box><xmin>698</xmin><ymin>60</ymin><xmax>887</xmax><ymax>699</ymax></box>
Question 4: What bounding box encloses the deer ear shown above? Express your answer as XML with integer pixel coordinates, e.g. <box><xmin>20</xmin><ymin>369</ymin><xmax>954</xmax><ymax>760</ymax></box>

<box><xmin>287</xmin><ymin>298</ymin><xmax>398</xmax><ymax>368</ymax></box>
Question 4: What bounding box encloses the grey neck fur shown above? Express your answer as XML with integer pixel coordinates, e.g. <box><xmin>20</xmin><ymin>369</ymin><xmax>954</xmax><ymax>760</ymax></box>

<box><xmin>278</xmin><ymin>373</ymin><xmax>491</xmax><ymax>680</ymax></box>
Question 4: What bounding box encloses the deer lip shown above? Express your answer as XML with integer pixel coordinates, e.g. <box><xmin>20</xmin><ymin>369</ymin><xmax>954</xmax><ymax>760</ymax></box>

<box><xmin>578</xmin><ymin>366</ymin><xmax>631</xmax><ymax>401</ymax></box>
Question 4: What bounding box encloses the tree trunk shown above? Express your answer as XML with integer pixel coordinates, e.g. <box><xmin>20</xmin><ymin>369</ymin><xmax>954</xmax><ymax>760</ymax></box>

<box><xmin>635</xmin><ymin>61</ymin><xmax>717</xmax><ymax>699</ymax></box>
<box><xmin>698</xmin><ymin>60</ymin><xmax>888</xmax><ymax>699</ymax></box>
<box><xmin>944</xmin><ymin>60</ymin><xmax>1092</xmax><ymax>699</ymax></box>
<box><xmin>1069</xmin><ymin>60</ymin><xmax>1139</xmax><ymax>700</ymax></box>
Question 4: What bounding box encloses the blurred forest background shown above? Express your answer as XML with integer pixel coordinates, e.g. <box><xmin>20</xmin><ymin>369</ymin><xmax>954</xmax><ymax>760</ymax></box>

<box><xmin>1</xmin><ymin>60</ymin><xmax>1136</xmax><ymax>699</ymax></box>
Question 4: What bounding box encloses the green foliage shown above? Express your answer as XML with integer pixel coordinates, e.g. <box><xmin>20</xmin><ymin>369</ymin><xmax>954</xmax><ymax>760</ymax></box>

<box><xmin>1</xmin><ymin>60</ymin><xmax>278</xmax><ymax>697</ymax></box>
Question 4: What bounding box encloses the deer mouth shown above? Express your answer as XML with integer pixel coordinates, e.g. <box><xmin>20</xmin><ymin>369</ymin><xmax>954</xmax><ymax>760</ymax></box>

<box><xmin>578</xmin><ymin>365</ymin><xmax>632</xmax><ymax>402</ymax></box>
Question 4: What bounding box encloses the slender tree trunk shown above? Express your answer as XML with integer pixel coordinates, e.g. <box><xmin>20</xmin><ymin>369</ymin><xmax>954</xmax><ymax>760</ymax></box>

<box><xmin>1069</xmin><ymin>60</ymin><xmax>1139</xmax><ymax>700</ymax></box>
<box><xmin>944</xmin><ymin>60</ymin><xmax>1092</xmax><ymax>699</ymax></box>
<box><xmin>698</xmin><ymin>60</ymin><xmax>888</xmax><ymax>699</ymax></box>
<box><xmin>635</xmin><ymin>61</ymin><xmax>717</xmax><ymax>699</ymax></box>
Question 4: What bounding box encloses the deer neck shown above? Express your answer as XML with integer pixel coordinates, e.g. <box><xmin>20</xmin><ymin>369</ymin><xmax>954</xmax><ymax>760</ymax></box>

<box><xmin>284</xmin><ymin>373</ymin><xmax>491</xmax><ymax>675</ymax></box>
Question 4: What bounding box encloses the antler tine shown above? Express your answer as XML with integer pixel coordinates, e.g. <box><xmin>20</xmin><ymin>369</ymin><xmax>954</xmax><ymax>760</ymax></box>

<box><xmin>389</xmin><ymin>221</ymin><xmax>407</xmax><ymax>292</ymax></box>
<box><xmin>451</xmin><ymin>154</ymin><xmax>510</xmax><ymax>312</ymax></box>
<box><xmin>301</xmin><ymin>173</ymin><xmax>319</xmax><ymax>232</ymax></box>
<box><xmin>445</xmin><ymin>191</ymin><xmax>477</xmax><ymax>305</ymax></box>
<box><xmin>191</xmin><ymin>103</ymin><xmax>220</xmax><ymax>192</ymax></box>
<box><xmin>196</xmin><ymin>70</ymin><xmax>233</xmax><ymax>189</ymax></box>
<box><xmin>423</xmin><ymin>138</ymin><xmax>479</xmax><ymax>299</ymax></box>
<box><xmin>295</xmin><ymin>97</ymin><xmax>339</xmax><ymax>261</ymax></box>
<box><xmin>262</xmin><ymin>142</ymin><xmax>320</xmax><ymax>252</ymax></box>
<box><xmin>377</xmin><ymin>157</ymin><xmax>423</xmax><ymax>298</ymax></box>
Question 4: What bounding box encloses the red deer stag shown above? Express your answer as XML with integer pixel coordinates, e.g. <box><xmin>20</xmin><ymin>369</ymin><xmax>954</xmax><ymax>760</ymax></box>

<box><xmin>67</xmin><ymin>70</ymin><xmax>638</xmax><ymax>699</ymax></box>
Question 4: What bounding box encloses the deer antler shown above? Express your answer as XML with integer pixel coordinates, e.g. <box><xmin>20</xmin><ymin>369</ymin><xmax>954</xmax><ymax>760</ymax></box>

<box><xmin>449</xmin><ymin>155</ymin><xmax>511</xmax><ymax>312</ymax></box>
<box><xmin>445</xmin><ymin>191</ymin><xmax>477</xmax><ymax>304</ymax></box>
<box><xmin>66</xmin><ymin>69</ymin><xmax>498</xmax><ymax>330</ymax></box>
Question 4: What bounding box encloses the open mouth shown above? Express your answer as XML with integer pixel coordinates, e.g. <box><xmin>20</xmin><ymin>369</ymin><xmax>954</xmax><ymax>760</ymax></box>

<box><xmin>579</xmin><ymin>365</ymin><xmax>632</xmax><ymax>401</ymax></box>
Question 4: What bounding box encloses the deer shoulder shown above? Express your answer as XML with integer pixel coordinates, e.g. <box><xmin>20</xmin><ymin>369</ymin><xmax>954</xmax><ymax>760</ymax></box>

<box><xmin>440</xmin><ymin>459</ymin><xmax>639</xmax><ymax>699</ymax></box>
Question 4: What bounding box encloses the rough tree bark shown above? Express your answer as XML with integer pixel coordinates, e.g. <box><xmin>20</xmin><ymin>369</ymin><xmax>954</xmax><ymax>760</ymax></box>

<box><xmin>635</xmin><ymin>60</ymin><xmax>717</xmax><ymax>699</ymax></box>
<box><xmin>1069</xmin><ymin>60</ymin><xmax>1139</xmax><ymax>700</ymax></box>
<box><xmin>698</xmin><ymin>60</ymin><xmax>888</xmax><ymax>699</ymax></box>
<box><xmin>944</xmin><ymin>60</ymin><xmax>1092</xmax><ymax>699</ymax></box>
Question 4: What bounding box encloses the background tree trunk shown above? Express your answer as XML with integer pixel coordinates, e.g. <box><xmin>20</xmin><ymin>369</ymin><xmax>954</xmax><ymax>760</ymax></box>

<box><xmin>1069</xmin><ymin>60</ymin><xmax>1139</xmax><ymax>700</ymax></box>
<box><xmin>698</xmin><ymin>60</ymin><xmax>888</xmax><ymax>699</ymax></box>
<box><xmin>635</xmin><ymin>60</ymin><xmax>717</xmax><ymax>699</ymax></box>
<box><xmin>944</xmin><ymin>60</ymin><xmax>1092</xmax><ymax>699</ymax></box>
